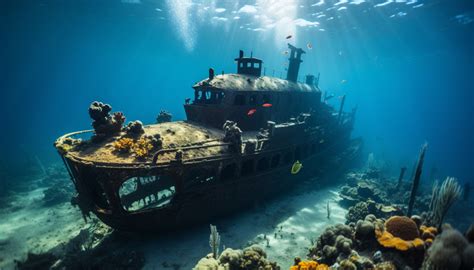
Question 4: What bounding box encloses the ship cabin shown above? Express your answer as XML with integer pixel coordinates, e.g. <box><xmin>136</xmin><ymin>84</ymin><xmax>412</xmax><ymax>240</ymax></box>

<box><xmin>184</xmin><ymin>45</ymin><xmax>322</xmax><ymax>131</ymax></box>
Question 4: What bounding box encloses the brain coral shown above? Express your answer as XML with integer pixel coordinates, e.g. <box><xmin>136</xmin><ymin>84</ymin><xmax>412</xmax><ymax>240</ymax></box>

<box><xmin>375</xmin><ymin>216</ymin><xmax>425</xmax><ymax>251</ymax></box>
<box><xmin>384</xmin><ymin>216</ymin><xmax>420</xmax><ymax>241</ymax></box>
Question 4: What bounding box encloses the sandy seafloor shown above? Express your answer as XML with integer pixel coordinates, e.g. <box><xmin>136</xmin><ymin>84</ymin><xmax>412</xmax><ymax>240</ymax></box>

<box><xmin>0</xmin><ymin>173</ymin><xmax>346</xmax><ymax>270</ymax></box>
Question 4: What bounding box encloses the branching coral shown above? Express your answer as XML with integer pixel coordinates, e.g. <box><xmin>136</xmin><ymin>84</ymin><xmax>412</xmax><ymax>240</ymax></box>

<box><xmin>88</xmin><ymin>101</ymin><xmax>125</xmax><ymax>139</ymax></box>
<box><xmin>113</xmin><ymin>136</ymin><xmax>156</xmax><ymax>159</ymax></box>
<box><xmin>132</xmin><ymin>138</ymin><xmax>154</xmax><ymax>159</ymax></box>
<box><xmin>113</xmin><ymin>138</ymin><xmax>134</xmax><ymax>153</ymax></box>
<box><xmin>125</xmin><ymin>120</ymin><xmax>145</xmax><ymax>136</ymax></box>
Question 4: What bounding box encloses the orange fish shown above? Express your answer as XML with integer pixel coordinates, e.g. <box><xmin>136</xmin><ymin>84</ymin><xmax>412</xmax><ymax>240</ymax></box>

<box><xmin>262</xmin><ymin>103</ymin><xmax>272</xmax><ymax>108</ymax></box>
<box><xmin>247</xmin><ymin>108</ymin><xmax>257</xmax><ymax>116</ymax></box>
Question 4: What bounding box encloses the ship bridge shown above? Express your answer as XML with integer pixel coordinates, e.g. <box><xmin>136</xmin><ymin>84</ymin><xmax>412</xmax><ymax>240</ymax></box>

<box><xmin>184</xmin><ymin>46</ymin><xmax>322</xmax><ymax>131</ymax></box>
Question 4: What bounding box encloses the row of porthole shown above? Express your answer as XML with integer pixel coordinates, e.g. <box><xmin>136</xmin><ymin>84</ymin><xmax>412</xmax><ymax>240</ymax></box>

<box><xmin>221</xmin><ymin>142</ymin><xmax>320</xmax><ymax>180</ymax></box>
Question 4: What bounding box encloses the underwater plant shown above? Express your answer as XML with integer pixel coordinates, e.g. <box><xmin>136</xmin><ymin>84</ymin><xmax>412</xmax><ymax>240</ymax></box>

<box><xmin>427</xmin><ymin>176</ymin><xmax>462</xmax><ymax>229</ymax></box>
<box><xmin>209</xmin><ymin>224</ymin><xmax>221</xmax><ymax>259</ymax></box>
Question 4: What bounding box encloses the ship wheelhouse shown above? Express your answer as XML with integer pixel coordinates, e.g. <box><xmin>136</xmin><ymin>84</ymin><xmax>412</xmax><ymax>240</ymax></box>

<box><xmin>184</xmin><ymin>48</ymin><xmax>322</xmax><ymax>131</ymax></box>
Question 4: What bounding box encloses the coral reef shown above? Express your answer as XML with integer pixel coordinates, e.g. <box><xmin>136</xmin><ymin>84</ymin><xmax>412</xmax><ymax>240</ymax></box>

<box><xmin>55</xmin><ymin>137</ymin><xmax>84</xmax><ymax>154</ymax></box>
<box><xmin>290</xmin><ymin>260</ymin><xmax>328</xmax><ymax>270</ymax></box>
<box><xmin>156</xmin><ymin>110</ymin><xmax>172</xmax><ymax>123</ymax></box>
<box><xmin>125</xmin><ymin>120</ymin><xmax>145</xmax><ymax>136</ymax></box>
<box><xmin>194</xmin><ymin>245</ymin><xmax>280</xmax><ymax>270</ymax></box>
<box><xmin>423</xmin><ymin>224</ymin><xmax>474</xmax><ymax>270</ymax></box>
<box><xmin>308</xmin><ymin>224</ymin><xmax>355</xmax><ymax>265</ymax></box>
<box><xmin>88</xmin><ymin>101</ymin><xmax>125</xmax><ymax>139</ymax></box>
<box><xmin>113</xmin><ymin>134</ymin><xmax>162</xmax><ymax>160</ymax></box>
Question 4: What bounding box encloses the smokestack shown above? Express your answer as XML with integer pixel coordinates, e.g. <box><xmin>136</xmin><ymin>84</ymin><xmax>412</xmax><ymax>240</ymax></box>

<box><xmin>239</xmin><ymin>50</ymin><xmax>244</xmax><ymax>58</ymax></box>
<box><xmin>286</xmin><ymin>44</ymin><xmax>305</xmax><ymax>83</ymax></box>
<box><xmin>209</xmin><ymin>68</ymin><xmax>215</xmax><ymax>80</ymax></box>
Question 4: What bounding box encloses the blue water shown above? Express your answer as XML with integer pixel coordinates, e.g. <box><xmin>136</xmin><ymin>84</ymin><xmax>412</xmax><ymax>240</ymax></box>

<box><xmin>1</xmin><ymin>0</ymin><xmax>473</xmax><ymax>184</ymax></box>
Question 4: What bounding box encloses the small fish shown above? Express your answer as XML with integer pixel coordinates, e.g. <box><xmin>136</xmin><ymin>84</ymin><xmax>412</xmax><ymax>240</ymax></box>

<box><xmin>319</xmin><ymin>139</ymin><xmax>325</xmax><ymax>144</ymax></box>
<box><xmin>307</xmin><ymin>42</ymin><xmax>313</xmax><ymax>50</ymax></box>
<box><xmin>286</xmin><ymin>35</ymin><xmax>292</xmax><ymax>39</ymax></box>
<box><xmin>341</xmin><ymin>79</ymin><xmax>347</xmax><ymax>84</ymax></box>
<box><xmin>247</xmin><ymin>108</ymin><xmax>257</xmax><ymax>116</ymax></box>
<box><xmin>291</xmin><ymin>160</ymin><xmax>303</xmax><ymax>174</ymax></box>
<box><xmin>282</xmin><ymin>50</ymin><xmax>289</xmax><ymax>55</ymax></box>
<box><xmin>262</xmin><ymin>103</ymin><xmax>272</xmax><ymax>108</ymax></box>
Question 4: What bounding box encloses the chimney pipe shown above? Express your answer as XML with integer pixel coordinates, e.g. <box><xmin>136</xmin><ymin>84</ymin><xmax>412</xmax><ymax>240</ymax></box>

<box><xmin>239</xmin><ymin>50</ymin><xmax>244</xmax><ymax>58</ymax></box>
<box><xmin>209</xmin><ymin>68</ymin><xmax>215</xmax><ymax>80</ymax></box>
<box><xmin>286</xmin><ymin>44</ymin><xmax>306</xmax><ymax>83</ymax></box>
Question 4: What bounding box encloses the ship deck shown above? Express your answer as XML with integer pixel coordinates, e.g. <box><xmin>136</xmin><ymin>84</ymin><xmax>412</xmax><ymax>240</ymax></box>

<box><xmin>56</xmin><ymin>121</ymin><xmax>229</xmax><ymax>165</ymax></box>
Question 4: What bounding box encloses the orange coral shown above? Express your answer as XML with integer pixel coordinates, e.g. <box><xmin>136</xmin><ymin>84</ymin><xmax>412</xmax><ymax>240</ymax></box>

<box><xmin>132</xmin><ymin>137</ymin><xmax>154</xmax><ymax>159</ymax></box>
<box><xmin>420</xmin><ymin>225</ymin><xmax>438</xmax><ymax>241</ymax></box>
<box><xmin>113</xmin><ymin>137</ymin><xmax>134</xmax><ymax>153</ymax></box>
<box><xmin>289</xmin><ymin>260</ymin><xmax>328</xmax><ymax>270</ymax></box>
<box><xmin>375</xmin><ymin>216</ymin><xmax>426</xmax><ymax>251</ymax></box>
<box><xmin>113</xmin><ymin>137</ymin><xmax>154</xmax><ymax>159</ymax></box>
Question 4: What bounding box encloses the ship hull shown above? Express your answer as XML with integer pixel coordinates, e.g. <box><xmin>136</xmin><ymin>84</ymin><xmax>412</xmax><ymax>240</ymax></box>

<box><xmin>62</xmin><ymin>136</ymin><xmax>361</xmax><ymax>232</ymax></box>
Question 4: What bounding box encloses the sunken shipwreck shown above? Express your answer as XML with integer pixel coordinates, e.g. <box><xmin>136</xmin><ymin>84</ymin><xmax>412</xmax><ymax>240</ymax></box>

<box><xmin>54</xmin><ymin>44</ymin><xmax>361</xmax><ymax>232</ymax></box>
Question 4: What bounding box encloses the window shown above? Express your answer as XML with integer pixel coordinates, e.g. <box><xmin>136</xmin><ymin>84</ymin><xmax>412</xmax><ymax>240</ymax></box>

<box><xmin>234</xmin><ymin>94</ymin><xmax>246</xmax><ymax>105</ymax></box>
<box><xmin>257</xmin><ymin>157</ymin><xmax>269</xmax><ymax>171</ymax></box>
<box><xmin>119</xmin><ymin>175</ymin><xmax>175</xmax><ymax>212</ymax></box>
<box><xmin>221</xmin><ymin>163</ymin><xmax>236</xmax><ymax>180</ymax></box>
<box><xmin>247</xmin><ymin>62</ymin><xmax>252</xmax><ymax>68</ymax></box>
<box><xmin>249</xmin><ymin>94</ymin><xmax>258</xmax><ymax>105</ymax></box>
<box><xmin>241</xmin><ymin>159</ymin><xmax>254</xmax><ymax>176</ymax></box>
<box><xmin>271</xmin><ymin>154</ymin><xmax>281</xmax><ymax>168</ymax></box>
<box><xmin>240</xmin><ymin>62</ymin><xmax>244</xmax><ymax>68</ymax></box>
<box><xmin>255</xmin><ymin>62</ymin><xmax>260</xmax><ymax>68</ymax></box>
